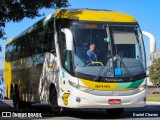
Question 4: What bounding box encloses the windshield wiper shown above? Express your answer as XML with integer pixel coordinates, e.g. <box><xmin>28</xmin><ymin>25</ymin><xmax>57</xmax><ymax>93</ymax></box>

<box><xmin>94</xmin><ymin>25</ymin><xmax>133</xmax><ymax>82</ymax></box>
<box><xmin>93</xmin><ymin>56</ymin><xmax>111</xmax><ymax>81</ymax></box>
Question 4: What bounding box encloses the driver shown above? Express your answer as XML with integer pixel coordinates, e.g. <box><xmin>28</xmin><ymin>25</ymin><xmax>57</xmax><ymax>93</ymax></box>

<box><xmin>87</xmin><ymin>43</ymin><xmax>97</xmax><ymax>65</ymax></box>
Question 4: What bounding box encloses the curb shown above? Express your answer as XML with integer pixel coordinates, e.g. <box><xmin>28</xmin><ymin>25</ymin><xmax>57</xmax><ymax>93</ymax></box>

<box><xmin>146</xmin><ymin>102</ymin><xmax>160</xmax><ymax>105</ymax></box>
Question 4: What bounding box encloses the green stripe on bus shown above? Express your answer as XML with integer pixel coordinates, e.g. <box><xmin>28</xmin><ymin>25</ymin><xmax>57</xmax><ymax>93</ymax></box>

<box><xmin>115</xmin><ymin>79</ymin><xmax>144</xmax><ymax>89</ymax></box>
<box><xmin>127</xmin><ymin>79</ymin><xmax>144</xmax><ymax>89</ymax></box>
<box><xmin>115</xmin><ymin>82</ymin><xmax>132</xmax><ymax>89</ymax></box>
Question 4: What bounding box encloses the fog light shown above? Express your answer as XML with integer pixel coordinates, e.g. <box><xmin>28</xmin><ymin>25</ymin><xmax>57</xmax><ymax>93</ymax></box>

<box><xmin>76</xmin><ymin>97</ymin><xmax>81</xmax><ymax>103</ymax></box>
<box><xmin>137</xmin><ymin>85</ymin><xmax>146</xmax><ymax>92</ymax></box>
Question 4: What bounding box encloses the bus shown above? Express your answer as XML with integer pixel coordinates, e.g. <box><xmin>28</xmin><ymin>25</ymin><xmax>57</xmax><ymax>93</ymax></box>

<box><xmin>4</xmin><ymin>9</ymin><xmax>156</xmax><ymax>115</ymax></box>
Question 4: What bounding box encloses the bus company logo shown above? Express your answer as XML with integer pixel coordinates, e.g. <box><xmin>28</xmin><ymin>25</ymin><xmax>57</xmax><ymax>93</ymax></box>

<box><xmin>104</xmin><ymin>78</ymin><xmax>123</xmax><ymax>82</ymax></box>
<box><xmin>2</xmin><ymin>112</ymin><xmax>11</xmax><ymax>117</ymax></box>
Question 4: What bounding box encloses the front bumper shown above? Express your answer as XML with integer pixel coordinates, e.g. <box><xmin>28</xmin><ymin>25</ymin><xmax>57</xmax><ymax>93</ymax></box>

<box><xmin>63</xmin><ymin>87</ymin><xmax>146</xmax><ymax>109</ymax></box>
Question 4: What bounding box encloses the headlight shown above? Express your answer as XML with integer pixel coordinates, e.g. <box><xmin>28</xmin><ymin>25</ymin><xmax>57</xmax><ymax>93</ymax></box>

<box><xmin>68</xmin><ymin>81</ymin><xmax>93</xmax><ymax>92</ymax></box>
<box><xmin>137</xmin><ymin>85</ymin><xmax>146</xmax><ymax>92</ymax></box>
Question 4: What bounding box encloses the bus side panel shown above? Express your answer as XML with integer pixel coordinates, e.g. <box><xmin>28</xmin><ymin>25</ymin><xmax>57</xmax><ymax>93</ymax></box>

<box><xmin>27</xmin><ymin>53</ymin><xmax>45</xmax><ymax>102</ymax></box>
<box><xmin>12</xmin><ymin>58</ymin><xmax>32</xmax><ymax>101</ymax></box>
<box><xmin>11</xmin><ymin>53</ymin><xmax>44</xmax><ymax>102</ymax></box>
<box><xmin>11</xmin><ymin>52</ymin><xmax>58</xmax><ymax>104</ymax></box>
<box><xmin>37</xmin><ymin>52</ymin><xmax>59</xmax><ymax>104</ymax></box>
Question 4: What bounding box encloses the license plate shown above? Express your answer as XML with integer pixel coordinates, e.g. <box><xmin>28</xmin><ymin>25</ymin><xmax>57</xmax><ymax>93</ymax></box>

<box><xmin>108</xmin><ymin>99</ymin><xmax>121</xmax><ymax>104</ymax></box>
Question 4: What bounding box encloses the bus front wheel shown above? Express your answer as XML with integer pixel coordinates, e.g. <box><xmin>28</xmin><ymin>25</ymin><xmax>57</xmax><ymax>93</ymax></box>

<box><xmin>50</xmin><ymin>87</ymin><xmax>62</xmax><ymax>116</ymax></box>
<box><xmin>106</xmin><ymin>108</ymin><xmax>124</xmax><ymax>116</ymax></box>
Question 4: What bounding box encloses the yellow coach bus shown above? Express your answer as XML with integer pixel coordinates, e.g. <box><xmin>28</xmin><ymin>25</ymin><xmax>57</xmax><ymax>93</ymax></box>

<box><xmin>4</xmin><ymin>9</ymin><xmax>156</xmax><ymax>115</ymax></box>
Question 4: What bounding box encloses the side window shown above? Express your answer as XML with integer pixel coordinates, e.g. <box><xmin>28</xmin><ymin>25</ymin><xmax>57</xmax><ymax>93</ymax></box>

<box><xmin>43</xmin><ymin>20</ymin><xmax>55</xmax><ymax>54</ymax></box>
<box><xmin>58</xmin><ymin>32</ymin><xmax>71</xmax><ymax>72</ymax></box>
<box><xmin>12</xmin><ymin>42</ymin><xmax>17</xmax><ymax>60</ymax></box>
<box><xmin>48</xmin><ymin>20</ymin><xmax>55</xmax><ymax>51</ymax></box>
<box><xmin>25</xmin><ymin>35</ymin><xmax>31</xmax><ymax>58</ymax></box>
<box><xmin>28</xmin><ymin>33</ymin><xmax>36</xmax><ymax>56</ymax></box>
<box><xmin>16</xmin><ymin>40</ymin><xmax>21</xmax><ymax>60</ymax></box>
<box><xmin>17</xmin><ymin>38</ymin><xmax>27</xmax><ymax>59</ymax></box>
<box><xmin>19</xmin><ymin>37</ymin><xmax>26</xmax><ymax>58</ymax></box>
<box><xmin>9</xmin><ymin>43</ymin><xmax>14</xmax><ymax>61</ymax></box>
<box><xmin>13</xmin><ymin>40</ymin><xmax>20</xmax><ymax>60</ymax></box>
<box><xmin>35</xmin><ymin>27</ymin><xmax>44</xmax><ymax>54</ymax></box>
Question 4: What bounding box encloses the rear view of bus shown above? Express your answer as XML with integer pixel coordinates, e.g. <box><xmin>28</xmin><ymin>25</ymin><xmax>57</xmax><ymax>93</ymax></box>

<box><xmin>56</xmin><ymin>9</ymin><xmax>155</xmax><ymax>115</ymax></box>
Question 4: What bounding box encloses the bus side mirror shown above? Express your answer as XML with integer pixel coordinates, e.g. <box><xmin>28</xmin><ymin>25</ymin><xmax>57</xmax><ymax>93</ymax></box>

<box><xmin>142</xmin><ymin>31</ymin><xmax>156</xmax><ymax>54</ymax></box>
<box><xmin>61</xmin><ymin>28</ymin><xmax>73</xmax><ymax>51</ymax></box>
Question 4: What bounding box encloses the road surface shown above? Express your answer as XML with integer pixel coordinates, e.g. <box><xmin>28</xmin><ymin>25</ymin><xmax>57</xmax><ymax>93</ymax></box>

<box><xmin>0</xmin><ymin>99</ymin><xmax>160</xmax><ymax>119</ymax></box>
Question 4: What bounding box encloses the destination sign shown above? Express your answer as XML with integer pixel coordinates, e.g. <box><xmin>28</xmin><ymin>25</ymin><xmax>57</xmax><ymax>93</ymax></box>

<box><xmin>78</xmin><ymin>24</ymin><xmax>104</xmax><ymax>29</ymax></box>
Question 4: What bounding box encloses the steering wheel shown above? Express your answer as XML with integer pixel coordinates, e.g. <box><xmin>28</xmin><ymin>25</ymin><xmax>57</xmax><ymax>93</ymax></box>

<box><xmin>87</xmin><ymin>62</ymin><xmax>104</xmax><ymax>66</ymax></box>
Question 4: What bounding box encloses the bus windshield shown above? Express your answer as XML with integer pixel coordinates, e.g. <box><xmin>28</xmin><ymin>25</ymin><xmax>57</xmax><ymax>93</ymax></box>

<box><xmin>71</xmin><ymin>22</ymin><xmax>146</xmax><ymax>80</ymax></box>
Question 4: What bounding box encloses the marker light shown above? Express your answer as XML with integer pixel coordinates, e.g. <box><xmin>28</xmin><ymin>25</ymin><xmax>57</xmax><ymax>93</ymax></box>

<box><xmin>137</xmin><ymin>85</ymin><xmax>146</xmax><ymax>92</ymax></box>
<box><xmin>68</xmin><ymin>81</ymin><xmax>93</xmax><ymax>92</ymax></box>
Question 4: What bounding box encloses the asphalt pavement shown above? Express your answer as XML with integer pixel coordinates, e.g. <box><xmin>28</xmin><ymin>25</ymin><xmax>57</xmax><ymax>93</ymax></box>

<box><xmin>0</xmin><ymin>99</ymin><xmax>160</xmax><ymax>120</ymax></box>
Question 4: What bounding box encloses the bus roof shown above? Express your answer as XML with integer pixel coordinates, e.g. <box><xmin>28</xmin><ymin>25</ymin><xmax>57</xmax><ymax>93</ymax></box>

<box><xmin>6</xmin><ymin>39</ymin><xmax>13</xmax><ymax>45</ymax></box>
<box><xmin>55</xmin><ymin>9</ymin><xmax>137</xmax><ymax>23</ymax></box>
<box><xmin>6</xmin><ymin>9</ymin><xmax>137</xmax><ymax>45</ymax></box>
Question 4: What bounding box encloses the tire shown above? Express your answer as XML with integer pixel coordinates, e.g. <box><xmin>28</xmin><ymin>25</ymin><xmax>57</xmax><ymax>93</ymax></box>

<box><xmin>18</xmin><ymin>101</ymin><xmax>32</xmax><ymax>109</ymax></box>
<box><xmin>0</xmin><ymin>94</ymin><xmax>2</xmax><ymax>99</ymax></box>
<box><xmin>25</xmin><ymin>102</ymin><xmax>32</xmax><ymax>108</ymax></box>
<box><xmin>10</xmin><ymin>90</ymin><xmax>14</xmax><ymax>99</ymax></box>
<box><xmin>50</xmin><ymin>87</ymin><xmax>62</xmax><ymax>116</ymax></box>
<box><xmin>12</xmin><ymin>88</ymin><xmax>24</xmax><ymax>109</ymax></box>
<box><xmin>106</xmin><ymin>108</ymin><xmax>124</xmax><ymax>116</ymax></box>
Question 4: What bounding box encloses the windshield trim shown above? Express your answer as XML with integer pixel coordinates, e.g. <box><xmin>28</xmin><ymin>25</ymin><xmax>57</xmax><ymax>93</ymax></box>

<box><xmin>76</xmin><ymin>72</ymin><xmax>146</xmax><ymax>82</ymax></box>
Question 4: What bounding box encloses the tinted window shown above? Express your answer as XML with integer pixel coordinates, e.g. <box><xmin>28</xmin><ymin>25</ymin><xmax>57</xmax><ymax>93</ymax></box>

<box><xmin>43</xmin><ymin>20</ymin><xmax>55</xmax><ymax>53</ymax></box>
<box><xmin>5</xmin><ymin>18</ymin><xmax>56</xmax><ymax>62</ymax></box>
<box><xmin>5</xmin><ymin>45</ymin><xmax>10</xmax><ymax>62</ymax></box>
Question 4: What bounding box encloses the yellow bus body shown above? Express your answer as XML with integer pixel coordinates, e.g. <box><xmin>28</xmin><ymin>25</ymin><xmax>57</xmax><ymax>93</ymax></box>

<box><xmin>4</xmin><ymin>9</ymin><xmax>138</xmax><ymax>100</ymax></box>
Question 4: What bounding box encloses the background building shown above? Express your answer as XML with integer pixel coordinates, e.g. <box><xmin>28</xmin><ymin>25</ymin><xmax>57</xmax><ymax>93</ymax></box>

<box><xmin>149</xmin><ymin>50</ymin><xmax>160</xmax><ymax>65</ymax></box>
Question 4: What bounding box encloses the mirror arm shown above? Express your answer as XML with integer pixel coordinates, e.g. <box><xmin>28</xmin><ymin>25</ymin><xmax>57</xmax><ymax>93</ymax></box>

<box><xmin>142</xmin><ymin>31</ymin><xmax>156</xmax><ymax>54</ymax></box>
<box><xmin>61</xmin><ymin>28</ymin><xmax>73</xmax><ymax>51</ymax></box>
